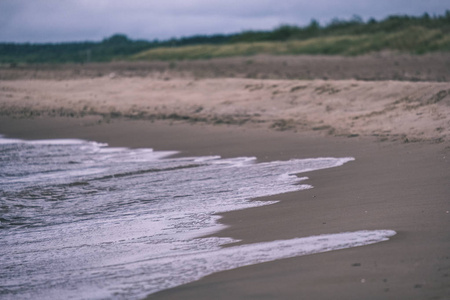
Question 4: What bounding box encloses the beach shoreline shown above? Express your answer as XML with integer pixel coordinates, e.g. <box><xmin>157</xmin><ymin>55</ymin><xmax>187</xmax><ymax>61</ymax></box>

<box><xmin>0</xmin><ymin>116</ymin><xmax>449</xmax><ymax>299</ymax></box>
<box><xmin>1</xmin><ymin>58</ymin><xmax>449</xmax><ymax>298</ymax></box>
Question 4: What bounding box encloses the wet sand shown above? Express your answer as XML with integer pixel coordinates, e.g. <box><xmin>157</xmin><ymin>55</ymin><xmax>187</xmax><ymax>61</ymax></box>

<box><xmin>0</xmin><ymin>55</ymin><xmax>449</xmax><ymax>299</ymax></box>
<box><xmin>0</xmin><ymin>117</ymin><xmax>449</xmax><ymax>300</ymax></box>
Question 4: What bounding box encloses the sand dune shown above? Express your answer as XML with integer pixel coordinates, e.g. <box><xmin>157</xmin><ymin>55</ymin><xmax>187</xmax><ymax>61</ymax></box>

<box><xmin>1</xmin><ymin>76</ymin><xmax>449</xmax><ymax>143</ymax></box>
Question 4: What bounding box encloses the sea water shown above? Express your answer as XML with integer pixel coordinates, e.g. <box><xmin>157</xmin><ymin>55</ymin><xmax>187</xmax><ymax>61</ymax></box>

<box><xmin>0</xmin><ymin>136</ymin><xmax>395</xmax><ymax>299</ymax></box>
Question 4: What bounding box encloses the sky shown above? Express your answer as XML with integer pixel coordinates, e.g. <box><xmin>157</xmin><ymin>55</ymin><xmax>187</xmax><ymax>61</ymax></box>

<box><xmin>0</xmin><ymin>0</ymin><xmax>448</xmax><ymax>43</ymax></box>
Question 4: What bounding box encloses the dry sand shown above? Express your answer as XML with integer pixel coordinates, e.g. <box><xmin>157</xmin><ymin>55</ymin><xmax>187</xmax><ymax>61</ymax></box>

<box><xmin>1</xmin><ymin>53</ymin><xmax>450</xmax><ymax>82</ymax></box>
<box><xmin>0</xmin><ymin>56</ymin><xmax>449</xmax><ymax>299</ymax></box>
<box><xmin>1</xmin><ymin>76</ymin><xmax>449</xmax><ymax>143</ymax></box>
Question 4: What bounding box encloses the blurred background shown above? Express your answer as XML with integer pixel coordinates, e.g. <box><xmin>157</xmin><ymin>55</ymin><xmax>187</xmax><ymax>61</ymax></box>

<box><xmin>0</xmin><ymin>0</ymin><xmax>448</xmax><ymax>81</ymax></box>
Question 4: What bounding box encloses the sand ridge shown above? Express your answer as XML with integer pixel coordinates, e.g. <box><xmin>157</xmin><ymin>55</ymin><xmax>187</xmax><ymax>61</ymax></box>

<box><xmin>1</xmin><ymin>76</ymin><xmax>449</xmax><ymax>143</ymax></box>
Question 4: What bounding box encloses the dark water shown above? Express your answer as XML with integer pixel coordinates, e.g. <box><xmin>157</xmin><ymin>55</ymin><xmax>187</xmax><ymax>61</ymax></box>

<box><xmin>0</xmin><ymin>136</ymin><xmax>394</xmax><ymax>299</ymax></box>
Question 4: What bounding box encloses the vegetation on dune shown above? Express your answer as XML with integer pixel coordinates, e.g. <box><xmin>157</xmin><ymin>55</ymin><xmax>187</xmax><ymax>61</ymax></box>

<box><xmin>133</xmin><ymin>26</ymin><xmax>450</xmax><ymax>60</ymax></box>
<box><xmin>1</xmin><ymin>11</ymin><xmax>449</xmax><ymax>64</ymax></box>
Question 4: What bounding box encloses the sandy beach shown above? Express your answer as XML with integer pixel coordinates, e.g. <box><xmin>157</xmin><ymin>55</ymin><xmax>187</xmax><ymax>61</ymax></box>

<box><xmin>0</xmin><ymin>56</ymin><xmax>449</xmax><ymax>299</ymax></box>
<box><xmin>1</xmin><ymin>76</ymin><xmax>449</xmax><ymax>143</ymax></box>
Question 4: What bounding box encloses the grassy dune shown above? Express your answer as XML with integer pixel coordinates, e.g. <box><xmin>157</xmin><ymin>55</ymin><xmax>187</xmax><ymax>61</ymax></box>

<box><xmin>133</xmin><ymin>27</ymin><xmax>450</xmax><ymax>61</ymax></box>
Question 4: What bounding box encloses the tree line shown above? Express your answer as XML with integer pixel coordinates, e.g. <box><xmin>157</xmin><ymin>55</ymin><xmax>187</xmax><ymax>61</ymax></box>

<box><xmin>1</xmin><ymin>11</ymin><xmax>449</xmax><ymax>64</ymax></box>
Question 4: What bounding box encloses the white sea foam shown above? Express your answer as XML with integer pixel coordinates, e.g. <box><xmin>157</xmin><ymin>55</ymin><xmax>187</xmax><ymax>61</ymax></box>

<box><xmin>0</xmin><ymin>136</ymin><xmax>394</xmax><ymax>300</ymax></box>
<box><xmin>138</xmin><ymin>230</ymin><xmax>396</xmax><ymax>296</ymax></box>
<box><xmin>0</xmin><ymin>135</ymin><xmax>105</xmax><ymax>146</ymax></box>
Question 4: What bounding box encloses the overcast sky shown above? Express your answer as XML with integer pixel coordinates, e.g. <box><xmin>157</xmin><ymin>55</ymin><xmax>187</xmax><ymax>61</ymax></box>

<box><xmin>0</xmin><ymin>0</ymin><xmax>448</xmax><ymax>43</ymax></box>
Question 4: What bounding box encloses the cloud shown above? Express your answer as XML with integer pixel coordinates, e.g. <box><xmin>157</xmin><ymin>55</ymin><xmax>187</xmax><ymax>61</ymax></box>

<box><xmin>0</xmin><ymin>0</ymin><xmax>447</xmax><ymax>43</ymax></box>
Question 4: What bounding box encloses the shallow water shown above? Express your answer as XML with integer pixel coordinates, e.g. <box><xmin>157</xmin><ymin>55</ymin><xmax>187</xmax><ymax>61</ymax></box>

<box><xmin>0</xmin><ymin>136</ymin><xmax>394</xmax><ymax>299</ymax></box>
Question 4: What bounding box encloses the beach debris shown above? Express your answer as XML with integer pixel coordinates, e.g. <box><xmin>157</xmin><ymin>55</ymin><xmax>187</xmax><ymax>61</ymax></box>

<box><xmin>270</xmin><ymin>119</ymin><xmax>296</xmax><ymax>131</ymax></box>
